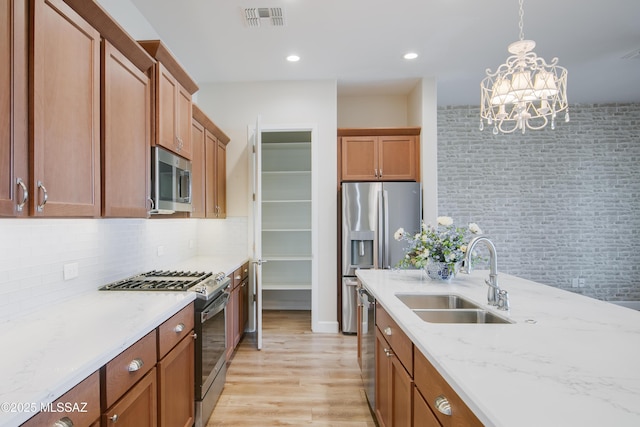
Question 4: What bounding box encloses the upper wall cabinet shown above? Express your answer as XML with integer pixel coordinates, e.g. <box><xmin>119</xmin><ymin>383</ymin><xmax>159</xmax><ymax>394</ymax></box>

<box><xmin>191</xmin><ymin>104</ymin><xmax>230</xmax><ymax>218</ymax></box>
<box><xmin>338</xmin><ymin>128</ymin><xmax>421</xmax><ymax>182</ymax></box>
<box><xmin>0</xmin><ymin>0</ymin><xmax>28</xmax><ymax>217</ymax></box>
<box><xmin>139</xmin><ymin>40</ymin><xmax>198</xmax><ymax>160</ymax></box>
<box><xmin>101</xmin><ymin>40</ymin><xmax>152</xmax><ymax>218</ymax></box>
<box><xmin>31</xmin><ymin>0</ymin><xmax>102</xmax><ymax>217</ymax></box>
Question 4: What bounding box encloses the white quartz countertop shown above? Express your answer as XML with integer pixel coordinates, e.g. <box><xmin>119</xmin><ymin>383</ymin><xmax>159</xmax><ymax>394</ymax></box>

<box><xmin>356</xmin><ymin>269</ymin><xmax>640</xmax><ymax>427</ymax></box>
<box><xmin>0</xmin><ymin>254</ymin><xmax>248</xmax><ymax>427</ymax></box>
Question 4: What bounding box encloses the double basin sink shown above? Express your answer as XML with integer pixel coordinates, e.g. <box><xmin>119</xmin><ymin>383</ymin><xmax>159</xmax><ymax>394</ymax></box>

<box><xmin>396</xmin><ymin>294</ymin><xmax>513</xmax><ymax>324</ymax></box>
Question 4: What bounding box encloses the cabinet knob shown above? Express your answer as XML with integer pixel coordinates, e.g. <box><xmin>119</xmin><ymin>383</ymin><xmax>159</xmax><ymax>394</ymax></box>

<box><xmin>384</xmin><ymin>326</ymin><xmax>392</xmax><ymax>336</ymax></box>
<box><xmin>235</xmin><ymin>275</ymin><xmax>241</xmax><ymax>280</ymax></box>
<box><xmin>53</xmin><ymin>417</ymin><xmax>74</xmax><ymax>427</ymax></box>
<box><xmin>109</xmin><ymin>414</ymin><xmax>119</xmax><ymax>423</ymax></box>
<box><xmin>192</xmin><ymin>332</ymin><xmax>198</xmax><ymax>340</ymax></box>
<box><xmin>127</xmin><ymin>358</ymin><xmax>144</xmax><ymax>372</ymax></box>
<box><xmin>434</xmin><ymin>395</ymin><xmax>452</xmax><ymax>416</ymax></box>
<box><xmin>174</xmin><ymin>323</ymin><xmax>185</xmax><ymax>333</ymax></box>
<box><xmin>384</xmin><ymin>348</ymin><xmax>393</xmax><ymax>358</ymax></box>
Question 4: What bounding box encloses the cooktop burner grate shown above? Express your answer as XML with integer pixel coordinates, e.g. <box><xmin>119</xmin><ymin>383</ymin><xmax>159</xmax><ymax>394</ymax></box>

<box><xmin>100</xmin><ymin>270</ymin><xmax>214</xmax><ymax>291</ymax></box>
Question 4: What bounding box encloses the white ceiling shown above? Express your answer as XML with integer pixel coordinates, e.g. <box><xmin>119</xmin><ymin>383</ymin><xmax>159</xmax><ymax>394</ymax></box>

<box><xmin>124</xmin><ymin>0</ymin><xmax>640</xmax><ymax>106</ymax></box>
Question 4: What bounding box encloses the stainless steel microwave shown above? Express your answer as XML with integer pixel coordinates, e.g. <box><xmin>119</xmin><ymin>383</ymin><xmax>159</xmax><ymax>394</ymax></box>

<box><xmin>151</xmin><ymin>147</ymin><xmax>192</xmax><ymax>214</ymax></box>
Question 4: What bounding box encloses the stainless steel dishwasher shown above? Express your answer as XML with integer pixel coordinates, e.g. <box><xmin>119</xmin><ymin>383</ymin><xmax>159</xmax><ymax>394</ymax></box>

<box><xmin>358</xmin><ymin>283</ymin><xmax>376</xmax><ymax>412</ymax></box>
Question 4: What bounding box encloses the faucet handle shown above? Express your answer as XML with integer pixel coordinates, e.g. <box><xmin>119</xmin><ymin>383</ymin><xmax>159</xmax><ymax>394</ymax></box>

<box><xmin>497</xmin><ymin>290</ymin><xmax>510</xmax><ymax>311</ymax></box>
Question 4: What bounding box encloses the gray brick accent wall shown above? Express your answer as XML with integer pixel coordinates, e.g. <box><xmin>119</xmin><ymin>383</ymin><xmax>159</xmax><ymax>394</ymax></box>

<box><xmin>437</xmin><ymin>103</ymin><xmax>640</xmax><ymax>301</ymax></box>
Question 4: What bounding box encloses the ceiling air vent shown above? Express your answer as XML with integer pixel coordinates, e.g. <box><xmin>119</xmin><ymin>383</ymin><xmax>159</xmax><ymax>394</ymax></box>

<box><xmin>243</xmin><ymin>7</ymin><xmax>285</xmax><ymax>28</ymax></box>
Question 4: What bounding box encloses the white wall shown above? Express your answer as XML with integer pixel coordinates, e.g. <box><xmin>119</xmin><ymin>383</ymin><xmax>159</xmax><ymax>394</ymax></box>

<box><xmin>337</xmin><ymin>95</ymin><xmax>409</xmax><ymax>127</ymax></box>
<box><xmin>195</xmin><ymin>80</ymin><xmax>338</xmax><ymax>333</ymax></box>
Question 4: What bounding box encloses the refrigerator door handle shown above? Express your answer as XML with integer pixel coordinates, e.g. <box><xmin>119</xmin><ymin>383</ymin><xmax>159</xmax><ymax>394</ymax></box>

<box><xmin>383</xmin><ymin>189</ymin><xmax>390</xmax><ymax>269</ymax></box>
<box><xmin>377</xmin><ymin>189</ymin><xmax>384</xmax><ymax>269</ymax></box>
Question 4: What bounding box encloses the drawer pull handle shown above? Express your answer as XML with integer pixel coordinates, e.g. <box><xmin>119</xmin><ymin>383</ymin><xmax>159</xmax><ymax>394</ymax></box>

<box><xmin>16</xmin><ymin>178</ymin><xmax>28</xmax><ymax>212</ymax></box>
<box><xmin>435</xmin><ymin>395</ymin><xmax>452</xmax><ymax>416</ymax></box>
<box><xmin>384</xmin><ymin>326</ymin><xmax>392</xmax><ymax>336</ymax></box>
<box><xmin>109</xmin><ymin>414</ymin><xmax>119</xmax><ymax>423</ymax></box>
<box><xmin>53</xmin><ymin>417</ymin><xmax>74</xmax><ymax>427</ymax></box>
<box><xmin>174</xmin><ymin>323</ymin><xmax>185</xmax><ymax>333</ymax></box>
<box><xmin>127</xmin><ymin>358</ymin><xmax>144</xmax><ymax>372</ymax></box>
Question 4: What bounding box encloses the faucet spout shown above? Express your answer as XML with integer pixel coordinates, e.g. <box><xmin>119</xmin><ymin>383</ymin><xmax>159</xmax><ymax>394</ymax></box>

<box><xmin>463</xmin><ymin>235</ymin><xmax>501</xmax><ymax>306</ymax></box>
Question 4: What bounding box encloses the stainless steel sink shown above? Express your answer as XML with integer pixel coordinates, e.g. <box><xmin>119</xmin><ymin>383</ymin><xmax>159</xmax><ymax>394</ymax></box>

<box><xmin>396</xmin><ymin>293</ymin><xmax>482</xmax><ymax>310</ymax></box>
<box><xmin>412</xmin><ymin>309</ymin><xmax>513</xmax><ymax>324</ymax></box>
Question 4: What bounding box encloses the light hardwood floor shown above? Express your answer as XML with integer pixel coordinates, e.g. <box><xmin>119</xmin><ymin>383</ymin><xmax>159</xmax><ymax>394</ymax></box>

<box><xmin>207</xmin><ymin>310</ymin><xmax>377</xmax><ymax>426</ymax></box>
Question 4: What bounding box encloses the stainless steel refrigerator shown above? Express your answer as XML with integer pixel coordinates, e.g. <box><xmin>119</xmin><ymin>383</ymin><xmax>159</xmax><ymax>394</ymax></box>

<box><xmin>341</xmin><ymin>182</ymin><xmax>422</xmax><ymax>333</ymax></box>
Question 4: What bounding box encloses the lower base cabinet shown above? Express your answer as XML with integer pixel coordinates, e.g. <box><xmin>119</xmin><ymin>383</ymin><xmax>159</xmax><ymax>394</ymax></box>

<box><xmin>102</xmin><ymin>368</ymin><xmax>157</xmax><ymax>426</ymax></box>
<box><xmin>375</xmin><ymin>328</ymin><xmax>413</xmax><ymax>427</ymax></box>
<box><xmin>413</xmin><ymin>387</ymin><xmax>441</xmax><ymax>427</ymax></box>
<box><xmin>158</xmin><ymin>330</ymin><xmax>195</xmax><ymax>427</ymax></box>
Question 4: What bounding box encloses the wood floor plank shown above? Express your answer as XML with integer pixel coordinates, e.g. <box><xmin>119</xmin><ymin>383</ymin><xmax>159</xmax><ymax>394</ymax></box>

<box><xmin>207</xmin><ymin>310</ymin><xmax>376</xmax><ymax>426</ymax></box>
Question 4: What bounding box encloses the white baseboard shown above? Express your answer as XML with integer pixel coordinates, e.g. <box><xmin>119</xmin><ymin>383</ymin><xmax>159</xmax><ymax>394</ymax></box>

<box><xmin>313</xmin><ymin>320</ymin><xmax>339</xmax><ymax>334</ymax></box>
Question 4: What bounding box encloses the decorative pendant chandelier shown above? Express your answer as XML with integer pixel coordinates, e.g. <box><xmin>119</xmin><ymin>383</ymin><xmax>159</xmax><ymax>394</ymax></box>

<box><xmin>480</xmin><ymin>0</ymin><xmax>569</xmax><ymax>134</ymax></box>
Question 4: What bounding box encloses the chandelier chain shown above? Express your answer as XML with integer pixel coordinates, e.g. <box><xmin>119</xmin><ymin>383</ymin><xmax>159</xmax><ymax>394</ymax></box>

<box><xmin>518</xmin><ymin>0</ymin><xmax>525</xmax><ymax>41</ymax></box>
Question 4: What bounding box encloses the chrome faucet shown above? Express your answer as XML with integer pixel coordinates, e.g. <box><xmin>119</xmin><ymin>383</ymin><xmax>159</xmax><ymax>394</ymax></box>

<box><xmin>462</xmin><ymin>236</ymin><xmax>508</xmax><ymax>309</ymax></box>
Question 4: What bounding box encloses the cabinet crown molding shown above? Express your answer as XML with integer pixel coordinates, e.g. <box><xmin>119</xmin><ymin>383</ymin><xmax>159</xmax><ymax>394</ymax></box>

<box><xmin>138</xmin><ymin>40</ymin><xmax>199</xmax><ymax>94</ymax></box>
<box><xmin>193</xmin><ymin>104</ymin><xmax>230</xmax><ymax>144</ymax></box>
<box><xmin>337</xmin><ymin>127</ymin><xmax>421</xmax><ymax>137</ymax></box>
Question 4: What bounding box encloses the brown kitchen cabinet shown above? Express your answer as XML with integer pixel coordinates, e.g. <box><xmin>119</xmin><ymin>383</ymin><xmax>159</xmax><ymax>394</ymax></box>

<box><xmin>192</xmin><ymin>104</ymin><xmax>230</xmax><ymax>218</ymax></box>
<box><xmin>413</xmin><ymin>387</ymin><xmax>442</xmax><ymax>427</ymax></box>
<box><xmin>413</xmin><ymin>346</ymin><xmax>483</xmax><ymax>427</ymax></box>
<box><xmin>102</xmin><ymin>368</ymin><xmax>157</xmax><ymax>427</ymax></box>
<box><xmin>101</xmin><ymin>40</ymin><xmax>152</xmax><ymax>217</ymax></box>
<box><xmin>20</xmin><ymin>371</ymin><xmax>100</xmax><ymax>427</ymax></box>
<box><xmin>31</xmin><ymin>0</ymin><xmax>101</xmax><ymax>217</ymax></box>
<box><xmin>375</xmin><ymin>304</ymin><xmax>414</xmax><ymax>427</ymax></box>
<box><xmin>157</xmin><ymin>304</ymin><xmax>195</xmax><ymax>427</ymax></box>
<box><xmin>139</xmin><ymin>40</ymin><xmax>198</xmax><ymax>160</ymax></box>
<box><xmin>338</xmin><ymin>128</ymin><xmax>421</xmax><ymax>182</ymax></box>
<box><xmin>0</xmin><ymin>0</ymin><xmax>28</xmax><ymax>217</ymax></box>
<box><xmin>226</xmin><ymin>262</ymin><xmax>250</xmax><ymax>361</ymax></box>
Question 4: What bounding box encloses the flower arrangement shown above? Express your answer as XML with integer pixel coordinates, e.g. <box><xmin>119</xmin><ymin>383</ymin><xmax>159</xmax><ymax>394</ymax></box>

<box><xmin>394</xmin><ymin>216</ymin><xmax>483</xmax><ymax>274</ymax></box>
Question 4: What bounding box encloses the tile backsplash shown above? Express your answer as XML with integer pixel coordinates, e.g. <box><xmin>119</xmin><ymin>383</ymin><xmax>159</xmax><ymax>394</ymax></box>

<box><xmin>0</xmin><ymin>217</ymin><xmax>247</xmax><ymax>319</ymax></box>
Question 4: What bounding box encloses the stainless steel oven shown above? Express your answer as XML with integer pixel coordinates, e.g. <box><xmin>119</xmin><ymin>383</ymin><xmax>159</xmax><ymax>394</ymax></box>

<box><xmin>194</xmin><ymin>286</ymin><xmax>229</xmax><ymax>427</ymax></box>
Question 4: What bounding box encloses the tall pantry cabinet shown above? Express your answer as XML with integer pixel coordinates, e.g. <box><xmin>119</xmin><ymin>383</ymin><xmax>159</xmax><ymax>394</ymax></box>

<box><xmin>260</xmin><ymin>130</ymin><xmax>312</xmax><ymax>309</ymax></box>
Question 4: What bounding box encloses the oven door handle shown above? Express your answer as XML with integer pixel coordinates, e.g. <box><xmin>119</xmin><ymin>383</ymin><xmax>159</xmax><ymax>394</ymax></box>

<box><xmin>201</xmin><ymin>292</ymin><xmax>230</xmax><ymax>322</ymax></box>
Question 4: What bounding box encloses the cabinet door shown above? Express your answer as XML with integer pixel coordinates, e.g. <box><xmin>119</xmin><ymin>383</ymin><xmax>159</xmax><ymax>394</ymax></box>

<box><xmin>204</xmin><ymin>130</ymin><xmax>217</xmax><ymax>217</ymax></box>
<box><xmin>32</xmin><ymin>0</ymin><xmax>101</xmax><ymax>217</ymax></box>
<box><xmin>413</xmin><ymin>387</ymin><xmax>441</xmax><ymax>427</ymax></box>
<box><xmin>341</xmin><ymin>136</ymin><xmax>378</xmax><ymax>181</ymax></box>
<box><xmin>391</xmin><ymin>354</ymin><xmax>413</xmax><ymax>426</ymax></box>
<box><xmin>103</xmin><ymin>368</ymin><xmax>157</xmax><ymax>427</ymax></box>
<box><xmin>378</xmin><ymin>136</ymin><xmax>417</xmax><ymax>181</ymax></box>
<box><xmin>215</xmin><ymin>137</ymin><xmax>227</xmax><ymax>218</ymax></box>
<box><xmin>0</xmin><ymin>0</ymin><xmax>28</xmax><ymax>217</ymax></box>
<box><xmin>157</xmin><ymin>63</ymin><xmax>178</xmax><ymax>154</ymax></box>
<box><xmin>376</xmin><ymin>329</ymin><xmax>391</xmax><ymax>427</ymax></box>
<box><xmin>102</xmin><ymin>40</ymin><xmax>150</xmax><ymax>217</ymax></box>
<box><xmin>158</xmin><ymin>333</ymin><xmax>195</xmax><ymax>427</ymax></box>
<box><xmin>240</xmin><ymin>278</ymin><xmax>249</xmax><ymax>334</ymax></box>
<box><xmin>176</xmin><ymin>84</ymin><xmax>192</xmax><ymax>159</ymax></box>
<box><xmin>190</xmin><ymin>119</ymin><xmax>206</xmax><ymax>218</ymax></box>
<box><xmin>225</xmin><ymin>278</ymin><xmax>237</xmax><ymax>362</ymax></box>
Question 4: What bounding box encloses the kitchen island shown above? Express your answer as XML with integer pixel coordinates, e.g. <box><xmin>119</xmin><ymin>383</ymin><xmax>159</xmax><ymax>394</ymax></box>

<box><xmin>357</xmin><ymin>268</ymin><xmax>640</xmax><ymax>427</ymax></box>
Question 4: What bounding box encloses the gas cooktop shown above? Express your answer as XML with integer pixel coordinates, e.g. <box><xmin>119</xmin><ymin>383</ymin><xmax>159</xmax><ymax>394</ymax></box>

<box><xmin>99</xmin><ymin>270</ymin><xmax>229</xmax><ymax>301</ymax></box>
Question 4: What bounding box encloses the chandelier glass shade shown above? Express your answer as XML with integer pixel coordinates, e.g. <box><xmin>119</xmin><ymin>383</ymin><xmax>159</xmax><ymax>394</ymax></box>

<box><xmin>480</xmin><ymin>1</ymin><xmax>569</xmax><ymax>134</ymax></box>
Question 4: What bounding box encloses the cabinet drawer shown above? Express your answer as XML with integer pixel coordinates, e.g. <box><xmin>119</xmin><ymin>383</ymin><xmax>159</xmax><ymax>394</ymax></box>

<box><xmin>413</xmin><ymin>386</ymin><xmax>442</xmax><ymax>427</ymax></box>
<box><xmin>241</xmin><ymin>261</ymin><xmax>249</xmax><ymax>280</ymax></box>
<box><xmin>232</xmin><ymin>266</ymin><xmax>242</xmax><ymax>288</ymax></box>
<box><xmin>414</xmin><ymin>347</ymin><xmax>483</xmax><ymax>427</ymax></box>
<box><xmin>103</xmin><ymin>330</ymin><xmax>156</xmax><ymax>409</ymax></box>
<box><xmin>21</xmin><ymin>371</ymin><xmax>100</xmax><ymax>427</ymax></box>
<box><xmin>376</xmin><ymin>304</ymin><xmax>412</xmax><ymax>375</ymax></box>
<box><xmin>158</xmin><ymin>303</ymin><xmax>194</xmax><ymax>359</ymax></box>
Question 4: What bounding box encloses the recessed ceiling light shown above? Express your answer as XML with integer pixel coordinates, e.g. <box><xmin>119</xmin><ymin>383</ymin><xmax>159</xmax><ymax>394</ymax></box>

<box><xmin>287</xmin><ymin>55</ymin><xmax>300</xmax><ymax>62</ymax></box>
<box><xmin>404</xmin><ymin>52</ymin><xmax>418</xmax><ymax>60</ymax></box>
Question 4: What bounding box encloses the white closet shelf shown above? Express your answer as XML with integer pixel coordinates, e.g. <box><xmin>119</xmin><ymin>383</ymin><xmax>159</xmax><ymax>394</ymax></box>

<box><xmin>262</xmin><ymin>228</ymin><xmax>312</xmax><ymax>232</ymax></box>
<box><xmin>262</xmin><ymin>170</ymin><xmax>311</xmax><ymax>175</ymax></box>
<box><xmin>262</xmin><ymin>282</ymin><xmax>311</xmax><ymax>291</ymax></box>
<box><xmin>263</xmin><ymin>256</ymin><xmax>312</xmax><ymax>261</ymax></box>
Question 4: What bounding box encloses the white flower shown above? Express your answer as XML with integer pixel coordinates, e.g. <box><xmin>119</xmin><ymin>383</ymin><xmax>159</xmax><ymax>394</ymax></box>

<box><xmin>460</xmin><ymin>245</ymin><xmax>467</xmax><ymax>253</ymax></box>
<box><xmin>469</xmin><ymin>223</ymin><xmax>482</xmax><ymax>234</ymax></box>
<box><xmin>394</xmin><ymin>228</ymin><xmax>405</xmax><ymax>241</ymax></box>
<box><xmin>437</xmin><ymin>216</ymin><xmax>453</xmax><ymax>226</ymax></box>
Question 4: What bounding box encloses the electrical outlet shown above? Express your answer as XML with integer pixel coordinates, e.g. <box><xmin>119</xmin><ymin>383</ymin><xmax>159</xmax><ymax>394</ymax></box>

<box><xmin>571</xmin><ymin>278</ymin><xmax>579</xmax><ymax>288</ymax></box>
<box><xmin>63</xmin><ymin>263</ymin><xmax>79</xmax><ymax>280</ymax></box>
<box><xmin>157</xmin><ymin>245</ymin><xmax>165</xmax><ymax>256</ymax></box>
<box><xmin>578</xmin><ymin>278</ymin><xmax>586</xmax><ymax>287</ymax></box>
